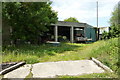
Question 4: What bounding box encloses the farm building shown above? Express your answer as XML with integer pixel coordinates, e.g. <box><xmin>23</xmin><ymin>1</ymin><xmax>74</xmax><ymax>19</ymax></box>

<box><xmin>47</xmin><ymin>21</ymin><xmax>98</xmax><ymax>43</ymax></box>
<box><xmin>2</xmin><ymin>21</ymin><xmax>98</xmax><ymax>45</ymax></box>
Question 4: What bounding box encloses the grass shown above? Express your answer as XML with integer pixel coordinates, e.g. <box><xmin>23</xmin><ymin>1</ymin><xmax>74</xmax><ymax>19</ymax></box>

<box><xmin>58</xmin><ymin>38</ymin><xmax>119</xmax><ymax>78</ymax></box>
<box><xmin>2</xmin><ymin>38</ymin><xmax>119</xmax><ymax>78</ymax></box>
<box><xmin>58</xmin><ymin>73</ymin><xmax>118</xmax><ymax>78</ymax></box>
<box><xmin>2</xmin><ymin>43</ymin><xmax>87</xmax><ymax>64</ymax></box>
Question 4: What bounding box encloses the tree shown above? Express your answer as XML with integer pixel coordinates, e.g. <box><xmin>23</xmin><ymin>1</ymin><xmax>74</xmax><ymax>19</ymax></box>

<box><xmin>109</xmin><ymin>2</ymin><xmax>120</xmax><ymax>38</ymax></box>
<box><xmin>2</xmin><ymin>2</ymin><xmax>58</xmax><ymax>44</ymax></box>
<box><xmin>64</xmin><ymin>17</ymin><xmax>79</xmax><ymax>22</ymax></box>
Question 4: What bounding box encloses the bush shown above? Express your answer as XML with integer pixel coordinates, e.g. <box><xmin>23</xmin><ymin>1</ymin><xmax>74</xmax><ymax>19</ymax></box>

<box><xmin>102</xmin><ymin>31</ymin><xmax>110</xmax><ymax>39</ymax></box>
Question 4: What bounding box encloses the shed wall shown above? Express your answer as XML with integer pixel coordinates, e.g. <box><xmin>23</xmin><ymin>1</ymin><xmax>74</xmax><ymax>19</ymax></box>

<box><xmin>84</xmin><ymin>24</ymin><xmax>97</xmax><ymax>42</ymax></box>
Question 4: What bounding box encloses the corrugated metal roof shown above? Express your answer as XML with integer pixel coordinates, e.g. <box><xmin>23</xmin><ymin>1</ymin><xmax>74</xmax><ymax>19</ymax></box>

<box><xmin>51</xmin><ymin>21</ymin><xmax>86</xmax><ymax>27</ymax></box>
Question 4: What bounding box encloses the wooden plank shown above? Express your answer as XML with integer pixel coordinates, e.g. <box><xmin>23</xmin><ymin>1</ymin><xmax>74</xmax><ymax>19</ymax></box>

<box><xmin>0</xmin><ymin>62</ymin><xmax>26</xmax><ymax>75</ymax></box>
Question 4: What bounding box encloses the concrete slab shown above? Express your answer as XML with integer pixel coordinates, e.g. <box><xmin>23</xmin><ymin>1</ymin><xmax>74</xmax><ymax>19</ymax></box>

<box><xmin>32</xmin><ymin>60</ymin><xmax>105</xmax><ymax>78</ymax></box>
<box><xmin>4</xmin><ymin>64</ymin><xmax>31</xmax><ymax>79</ymax></box>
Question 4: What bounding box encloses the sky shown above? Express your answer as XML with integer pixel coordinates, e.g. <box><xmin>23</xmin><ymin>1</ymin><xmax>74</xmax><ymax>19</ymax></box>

<box><xmin>50</xmin><ymin>0</ymin><xmax>119</xmax><ymax>27</ymax></box>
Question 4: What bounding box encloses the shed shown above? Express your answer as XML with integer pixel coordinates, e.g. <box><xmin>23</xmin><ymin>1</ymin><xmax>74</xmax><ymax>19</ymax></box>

<box><xmin>50</xmin><ymin>21</ymin><xmax>98</xmax><ymax>43</ymax></box>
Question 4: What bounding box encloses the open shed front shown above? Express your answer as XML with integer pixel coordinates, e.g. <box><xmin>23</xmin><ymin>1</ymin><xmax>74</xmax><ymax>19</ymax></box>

<box><xmin>58</xmin><ymin>26</ymin><xmax>85</xmax><ymax>42</ymax></box>
<box><xmin>46</xmin><ymin>25</ymin><xmax>72</xmax><ymax>42</ymax></box>
<box><xmin>50</xmin><ymin>21</ymin><xmax>97</xmax><ymax>43</ymax></box>
<box><xmin>58</xmin><ymin>26</ymin><xmax>70</xmax><ymax>42</ymax></box>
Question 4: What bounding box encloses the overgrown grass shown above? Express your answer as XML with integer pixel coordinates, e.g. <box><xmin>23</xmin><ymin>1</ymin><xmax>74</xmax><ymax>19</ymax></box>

<box><xmin>87</xmin><ymin>38</ymin><xmax>119</xmax><ymax>74</ymax></box>
<box><xmin>59</xmin><ymin>38</ymin><xmax>119</xmax><ymax>78</ymax></box>
<box><xmin>2</xmin><ymin>43</ymin><xmax>86</xmax><ymax>64</ymax></box>
<box><xmin>2</xmin><ymin>38</ymin><xmax>119</xmax><ymax>77</ymax></box>
<box><xmin>59</xmin><ymin>73</ymin><xmax>118</xmax><ymax>78</ymax></box>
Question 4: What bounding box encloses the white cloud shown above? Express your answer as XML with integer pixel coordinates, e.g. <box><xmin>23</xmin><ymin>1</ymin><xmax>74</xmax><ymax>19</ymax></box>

<box><xmin>51</xmin><ymin>0</ymin><xmax>119</xmax><ymax>27</ymax></box>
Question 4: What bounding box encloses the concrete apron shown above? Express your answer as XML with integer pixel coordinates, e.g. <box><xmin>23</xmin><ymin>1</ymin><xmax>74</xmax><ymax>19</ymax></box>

<box><xmin>32</xmin><ymin>60</ymin><xmax>104</xmax><ymax>78</ymax></box>
<box><xmin>3</xmin><ymin>64</ymin><xmax>31</xmax><ymax>79</ymax></box>
<box><xmin>3</xmin><ymin>60</ymin><xmax>105</xmax><ymax>78</ymax></box>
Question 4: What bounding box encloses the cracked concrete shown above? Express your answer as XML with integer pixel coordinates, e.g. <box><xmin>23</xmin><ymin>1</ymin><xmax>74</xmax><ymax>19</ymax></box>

<box><xmin>25</xmin><ymin>64</ymin><xmax>33</xmax><ymax>78</ymax></box>
<box><xmin>2</xmin><ymin>60</ymin><xmax>106</xmax><ymax>78</ymax></box>
<box><xmin>32</xmin><ymin>60</ymin><xmax>105</xmax><ymax>78</ymax></box>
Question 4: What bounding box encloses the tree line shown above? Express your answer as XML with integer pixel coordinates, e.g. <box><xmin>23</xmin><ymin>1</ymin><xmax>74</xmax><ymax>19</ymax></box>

<box><xmin>2</xmin><ymin>2</ymin><xmax>58</xmax><ymax>44</ymax></box>
<box><xmin>102</xmin><ymin>2</ymin><xmax>120</xmax><ymax>39</ymax></box>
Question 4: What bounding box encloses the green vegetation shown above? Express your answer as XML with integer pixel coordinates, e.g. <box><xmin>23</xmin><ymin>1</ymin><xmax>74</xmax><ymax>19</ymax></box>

<box><xmin>109</xmin><ymin>3</ymin><xmax>120</xmax><ymax>38</ymax></box>
<box><xmin>2</xmin><ymin>43</ymin><xmax>86</xmax><ymax>64</ymax></box>
<box><xmin>2</xmin><ymin>2</ymin><xmax>58</xmax><ymax>44</ymax></box>
<box><xmin>59</xmin><ymin>38</ymin><xmax>119</xmax><ymax>78</ymax></box>
<box><xmin>102</xmin><ymin>3</ymin><xmax>120</xmax><ymax>39</ymax></box>
<box><xmin>64</xmin><ymin>17</ymin><xmax>79</xmax><ymax>22</ymax></box>
<box><xmin>2</xmin><ymin>38</ymin><xmax>119</xmax><ymax>77</ymax></box>
<box><xmin>59</xmin><ymin>73</ymin><xmax>117</xmax><ymax>78</ymax></box>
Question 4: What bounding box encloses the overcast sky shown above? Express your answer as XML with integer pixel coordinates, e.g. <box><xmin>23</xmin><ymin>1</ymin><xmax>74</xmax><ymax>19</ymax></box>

<box><xmin>50</xmin><ymin>0</ymin><xmax>119</xmax><ymax>27</ymax></box>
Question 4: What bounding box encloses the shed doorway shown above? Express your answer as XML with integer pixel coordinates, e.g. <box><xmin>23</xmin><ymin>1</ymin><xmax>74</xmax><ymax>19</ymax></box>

<box><xmin>58</xmin><ymin>26</ymin><xmax>70</xmax><ymax>42</ymax></box>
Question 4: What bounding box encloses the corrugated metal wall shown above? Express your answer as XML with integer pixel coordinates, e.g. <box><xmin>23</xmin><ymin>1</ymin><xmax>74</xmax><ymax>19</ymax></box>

<box><xmin>84</xmin><ymin>24</ymin><xmax>96</xmax><ymax>42</ymax></box>
<box><xmin>84</xmin><ymin>27</ymin><xmax>91</xmax><ymax>38</ymax></box>
<box><xmin>91</xmin><ymin>28</ymin><xmax>96</xmax><ymax>41</ymax></box>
